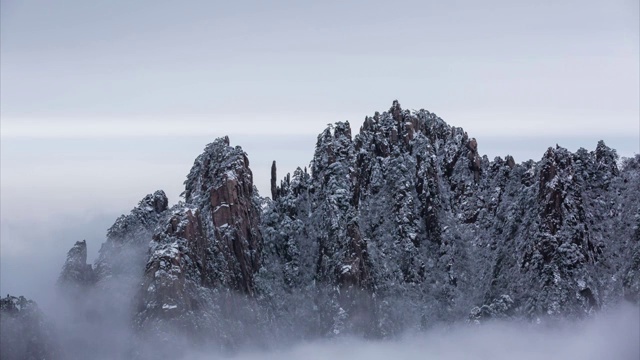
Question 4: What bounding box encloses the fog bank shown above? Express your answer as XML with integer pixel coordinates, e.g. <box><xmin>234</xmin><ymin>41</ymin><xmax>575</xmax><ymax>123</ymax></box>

<box><xmin>188</xmin><ymin>304</ymin><xmax>639</xmax><ymax>360</ymax></box>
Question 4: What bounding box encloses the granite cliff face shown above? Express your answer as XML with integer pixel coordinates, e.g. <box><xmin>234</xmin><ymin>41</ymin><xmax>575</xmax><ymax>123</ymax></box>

<box><xmin>261</xmin><ymin>101</ymin><xmax>639</xmax><ymax>334</ymax></box>
<box><xmin>134</xmin><ymin>137</ymin><xmax>264</xmax><ymax>346</ymax></box>
<box><xmin>8</xmin><ymin>101</ymin><xmax>639</xmax><ymax>357</ymax></box>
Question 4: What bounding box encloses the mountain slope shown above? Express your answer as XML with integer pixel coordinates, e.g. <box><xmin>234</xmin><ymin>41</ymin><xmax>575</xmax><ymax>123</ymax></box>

<box><xmin>262</xmin><ymin>101</ymin><xmax>638</xmax><ymax>332</ymax></box>
<box><xmin>14</xmin><ymin>101</ymin><xmax>638</xmax><ymax>357</ymax></box>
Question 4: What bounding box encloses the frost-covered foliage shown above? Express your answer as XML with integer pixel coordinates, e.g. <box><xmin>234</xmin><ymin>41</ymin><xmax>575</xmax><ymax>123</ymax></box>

<box><xmin>0</xmin><ymin>295</ymin><xmax>58</xmax><ymax>360</ymax></box>
<box><xmin>617</xmin><ymin>155</ymin><xmax>640</xmax><ymax>303</ymax></box>
<box><xmin>262</xmin><ymin>100</ymin><xmax>640</xmax><ymax>335</ymax></box>
<box><xmin>94</xmin><ymin>190</ymin><xmax>169</xmax><ymax>281</ymax></box>
<box><xmin>469</xmin><ymin>294</ymin><xmax>515</xmax><ymax>323</ymax></box>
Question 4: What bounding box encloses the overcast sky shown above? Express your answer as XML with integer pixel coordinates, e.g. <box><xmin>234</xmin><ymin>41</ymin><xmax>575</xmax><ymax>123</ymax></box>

<box><xmin>1</xmin><ymin>0</ymin><xmax>638</xmax><ymax>300</ymax></box>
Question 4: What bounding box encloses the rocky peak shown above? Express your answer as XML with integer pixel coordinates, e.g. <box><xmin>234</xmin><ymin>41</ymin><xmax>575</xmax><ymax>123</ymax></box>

<box><xmin>183</xmin><ymin>137</ymin><xmax>251</xmax><ymax>205</ymax></box>
<box><xmin>270</xmin><ymin>160</ymin><xmax>278</xmax><ymax>200</ymax></box>
<box><xmin>312</xmin><ymin>121</ymin><xmax>355</xmax><ymax>177</ymax></box>
<box><xmin>144</xmin><ymin>190</ymin><xmax>170</xmax><ymax>214</ymax></box>
<box><xmin>1</xmin><ymin>295</ymin><xmax>37</xmax><ymax>314</ymax></box>
<box><xmin>354</xmin><ymin>103</ymin><xmax>410</xmax><ymax>156</ymax></box>
<box><xmin>595</xmin><ymin>141</ymin><xmax>618</xmax><ymax>171</ymax></box>
<box><xmin>58</xmin><ymin>240</ymin><xmax>95</xmax><ymax>287</ymax></box>
<box><xmin>93</xmin><ymin>190</ymin><xmax>169</xmax><ymax>281</ymax></box>
<box><xmin>1</xmin><ymin>295</ymin><xmax>57</xmax><ymax>360</ymax></box>
<box><xmin>10</xmin><ymin>101</ymin><xmax>637</xmax><ymax>353</ymax></box>
<box><xmin>105</xmin><ymin>190</ymin><xmax>168</xmax><ymax>242</ymax></box>
<box><xmin>152</xmin><ymin>137</ymin><xmax>261</xmax><ymax>297</ymax></box>
<box><xmin>134</xmin><ymin>138</ymin><xmax>265</xmax><ymax>343</ymax></box>
<box><xmin>390</xmin><ymin>99</ymin><xmax>403</xmax><ymax>122</ymax></box>
<box><xmin>184</xmin><ymin>138</ymin><xmax>261</xmax><ymax>294</ymax></box>
<box><xmin>593</xmin><ymin>141</ymin><xmax>620</xmax><ymax>188</ymax></box>
<box><xmin>538</xmin><ymin>146</ymin><xmax>575</xmax><ymax>235</ymax></box>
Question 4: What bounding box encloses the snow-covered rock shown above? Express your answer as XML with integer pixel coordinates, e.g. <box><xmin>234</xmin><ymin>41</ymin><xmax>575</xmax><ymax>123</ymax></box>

<box><xmin>0</xmin><ymin>295</ymin><xmax>58</xmax><ymax>359</ymax></box>
<box><xmin>33</xmin><ymin>101</ymin><xmax>639</xmax><ymax>353</ymax></box>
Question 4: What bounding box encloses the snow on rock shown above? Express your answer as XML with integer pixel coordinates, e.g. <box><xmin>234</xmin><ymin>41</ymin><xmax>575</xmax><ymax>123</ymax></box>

<box><xmin>94</xmin><ymin>190</ymin><xmax>169</xmax><ymax>282</ymax></box>
<box><xmin>134</xmin><ymin>137</ymin><xmax>263</xmax><ymax>344</ymax></box>
<box><xmin>58</xmin><ymin>240</ymin><xmax>95</xmax><ymax>287</ymax></box>
<box><xmin>35</xmin><ymin>101</ymin><xmax>639</xmax><ymax>352</ymax></box>
<box><xmin>262</xmin><ymin>101</ymin><xmax>640</xmax><ymax>336</ymax></box>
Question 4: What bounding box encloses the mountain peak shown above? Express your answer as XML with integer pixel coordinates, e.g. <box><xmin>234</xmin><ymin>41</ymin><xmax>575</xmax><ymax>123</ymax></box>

<box><xmin>183</xmin><ymin>136</ymin><xmax>250</xmax><ymax>204</ymax></box>
<box><xmin>58</xmin><ymin>240</ymin><xmax>95</xmax><ymax>287</ymax></box>
<box><xmin>12</xmin><ymin>102</ymin><xmax>637</xmax><ymax>356</ymax></box>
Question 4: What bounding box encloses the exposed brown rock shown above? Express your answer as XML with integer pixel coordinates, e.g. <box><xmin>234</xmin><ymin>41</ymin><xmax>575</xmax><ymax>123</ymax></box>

<box><xmin>182</xmin><ymin>138</ymin><xmax>263</xmax><ymax>296</ymax></box>
<box><xmin>209</xmin><ymin>168</ymin><xmax>262</xmax><ymax>295</ymax></box>
<box><xmin>340</xmin><ymin>222</ymin><xmax>370</xmax><ymax>288</ymax></box>
<box><xmin>390</xmin><ymin>99</ymin><xmax>403</xmax><ymax>123</ymax></box>
<box><xmin>142</xmin><ymin>207</ymin><xmax>207</xmax><ymax>314</ymax></box>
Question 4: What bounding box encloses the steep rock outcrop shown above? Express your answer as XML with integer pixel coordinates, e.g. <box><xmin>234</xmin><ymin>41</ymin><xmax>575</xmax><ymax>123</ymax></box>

<box><xmin>58</xmin><ymin>240</ymin><xmax>95</xmax><ymax>287</ymax></box>
<box><xmin>94</xmin><ymin>190</ymin><xmax>169</xmax><ymax>281</ymax></box>
<box><xmin>42</xmin><ymin>101</ymin><xmax>639</xmax><ymax>352</ymax></box>
<box><xmin>182</xmin><ymin>136</ymin><xmax>262</xmax><ymax>294</ymax></box>
<box><xmin>135</xmin><ymin>137</ymin><xmax>263</xmax><ymax>345</ymax></box>
<box><xmin>264</xmin><ymin>101</ymin><xmax>639</xmax><ymax>332</ymax></box>
<box><xmin>261</xmin><ymin>103</ymin><xmax>495</xmax><ymax>335</ymax></box>
<box><xmin>270</xmin><ymin>161</ymin><xmax>278</xmax><ymax>200</ymax></box>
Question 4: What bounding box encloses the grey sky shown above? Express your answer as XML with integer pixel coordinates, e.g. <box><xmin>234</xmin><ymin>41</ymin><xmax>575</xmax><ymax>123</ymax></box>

<box><xmin>0</xmin><ymin>0</ymin><xmax>638</xmax><ymax>300</ymax></box>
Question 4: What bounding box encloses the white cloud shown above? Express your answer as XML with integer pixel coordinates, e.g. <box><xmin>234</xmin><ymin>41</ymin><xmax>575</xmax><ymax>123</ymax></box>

<box><xmin>187</xmin><ymin>305</ymin><xmax>639</xmax><ymax>360</ymax></box>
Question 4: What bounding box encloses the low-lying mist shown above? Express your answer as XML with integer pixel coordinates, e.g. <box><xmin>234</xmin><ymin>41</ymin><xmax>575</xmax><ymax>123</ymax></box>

<box><xmin>11</xmin><ymin>279</ymin><xmax>637</xmax><ymax>360</ymax></box>
<box><xmin>3</xmin><ymin>228</ymin><xmax>639</xmax><ymax>360</ymax></box>
<box><xmin>3</xmin><ymin>208</ymin><xmax>639</xmax><ymax>360</ymax></box>
<box><xmin>186</xmin><ymin>304</ymin><xmax>638</xmax><ymax>360</ymax></box>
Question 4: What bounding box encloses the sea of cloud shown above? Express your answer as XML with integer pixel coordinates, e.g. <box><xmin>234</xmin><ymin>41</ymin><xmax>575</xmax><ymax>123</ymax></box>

<box><xmin>185</xmin><ymin>304</ymin><xmax>639</xmax><ymax>360</ymax></box>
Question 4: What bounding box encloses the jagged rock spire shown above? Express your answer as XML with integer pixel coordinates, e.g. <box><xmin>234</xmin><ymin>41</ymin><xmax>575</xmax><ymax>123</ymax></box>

<box><xmin>159</xmin><ymin>136</ymin><xmax>261</xmax><ymax>295</ymax></box>
<box><xmin>58</xmin><ymin>240</ymin><xmax>95</xmax><ymax>287</ymax></box>
<box><xmin>22</xmin><ymin>101</ymin><xmax>639</xmax><ymax>352</ymax></box>
<box><xmin>271</xmin><ymin>160</ymin><xmax>278</xmax><ymax>200</ymax></box>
